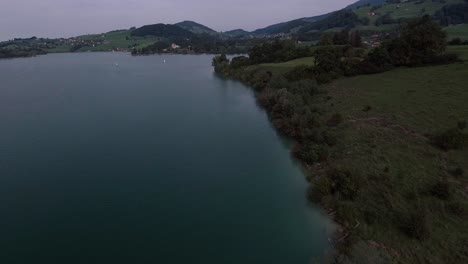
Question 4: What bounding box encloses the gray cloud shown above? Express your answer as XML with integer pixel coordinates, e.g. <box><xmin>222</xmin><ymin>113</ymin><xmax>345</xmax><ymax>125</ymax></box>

<box><xmin>0</xmin><ymin>0</ymin><xmax>356</xmax><ymax>41</ymax></box>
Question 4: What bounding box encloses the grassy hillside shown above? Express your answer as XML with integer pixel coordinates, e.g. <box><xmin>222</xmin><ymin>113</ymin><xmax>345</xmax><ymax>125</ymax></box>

<box><xmin>216</xmin><ymin>44</ymin><xmax>468</xmax><ymax>263</ymax></box>
<box><xmin>353</xmin><ymin>0</ymin><xmax>465</xmax><ymax>22</ymax></box>
<box><xmin>315</xmin><ymin>47</ymin><xmax>468</xmax><ymax>262</ymax></box>
<box><xmin>175</xmin><ymin>21</ymin><xmax>217</xmax><ymax>35</ymax></box>
<box><xmin>247</xmin><ymin>57</ymin><xmax>315</xmax><ymax>74</ymax></box>
<box><xmin>48</xmin><ymin>30</ymin><xmax>158</xmax><ymax>52</ymax></box>
<box><xmin>445</xmin><ymin>24</ymin><xmax>468</xmax><ymax>40</ymax></box>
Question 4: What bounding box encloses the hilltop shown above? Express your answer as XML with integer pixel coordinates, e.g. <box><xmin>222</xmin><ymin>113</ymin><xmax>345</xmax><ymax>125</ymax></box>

<box><xmin>175</xmin><ymin>21</ymin><xmax>218</xmax><ymax>35</ymax></box>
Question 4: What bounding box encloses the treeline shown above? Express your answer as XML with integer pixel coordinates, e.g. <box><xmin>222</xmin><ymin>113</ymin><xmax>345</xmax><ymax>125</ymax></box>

<box><xmin>131</xmin><ymin>24</ymin><xmax>195</xmax><ymax>38</ymax></box>
<box><xmin>0</xmin><ymin>46</ymin><xmax>46</xmax><ymax>59</ymax></box>
<box><xmin>318</xmin><ymin>30</ymin><xmax>363</xmax><ymax>47</ymax></box>
<box><xmin>132</xmin><ymin>34</ymin><xmax>254</xmax><ymax>55</ymax></box>
<box><xmin>434</xmin><ymin>0</ymin><xmax>468</xmax><ymax>26</ymax></box>
<box><xmin>215</xmin><ymin>16</ymin><xmax>457</xmax><ymax>84</ymax></box>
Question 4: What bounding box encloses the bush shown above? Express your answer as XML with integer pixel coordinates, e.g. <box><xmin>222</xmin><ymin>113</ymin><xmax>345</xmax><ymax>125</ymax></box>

<box><xmin>430</xmin><ymin>179</ymin><xmax>451</xmax><ymax>200</ymax></box>
<box><xmin>449</xmin><ymin>167</ymin><xmax>464</xmax><ymax>177</ymax></box>
<box><xmin>308</xmin><ymin>176</ymin><xmax>333</xmax><ymax>203</ymax></box>
<box><xmin>449</xmin><ymin>38</ymin><xmax>463</xmax><ymax>45</ymax></box>
<box><xmin>447</xmin><ymin>201</ymin><xmax>466</xmax><ymax>217</ymax></box>
<box><xmin>395</xmin><ymin>205</ymin><xmax>430</xmax><ymax>240</ymax></box>
<box><xmin>294</xmin><ymin>143</ymin><xmax>329</xmax><ymax>164</ymax></box>
<box><xmin>230</xmin><ymin>56</ymin><xmax>250</xmax><ymax>69</ymax></box>
<box><xmin>323</xmin><ymin>130</ymin><xmax>338</xmax><ymax>146</ymax></box>
<box><xmin>432</xmin><ymin>128</ymin><xmax>466</xmax><ymax>150</ymax></box>
<box><xmin>284</xmin><ymin>65</ymin><xmax>315</xmax><ymax>81</ymax></box>
<box><xmin>342</xmin><ymin>57</ymin><xmax>366</xmax><ymax>76</ymax></box>
<box><xmin>329</xmin><ymin>168</ymin><xmax>362</xmax><ymax>201</ymax></box>
<box><xmin>250</xmin><ymin>71</ymin><xmax>272</xmax><ymax>91</ymax></box>
<box><xmin>327</xmin><ymin>113</ymin><xmax>344</xmax><ymax>127</ymax></box>
<box><xmin>268</xmin><ymin>75</ymin><xmax>290</xmax><ymax>90</ymax></box>
<box><xmin>458</xmin><ymin>120</ymin><xmax>467</xmax><ymax>130</ymax></box>
<box><xmin>315</xmin><ymin>71</ymin><xmax>340</xmax><ymax>84</ymax></box>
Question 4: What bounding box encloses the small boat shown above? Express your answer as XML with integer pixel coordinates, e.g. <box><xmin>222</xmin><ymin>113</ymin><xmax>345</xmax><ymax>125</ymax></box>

<box><xmin>163</xmin><ymin>59</ymin><xmax>166</xmax><ymax>63</ymax></box>
<box><xmin>114</xmin><ymin>63</ymin><xmax>119</xmax><ymax>67</ymax></box>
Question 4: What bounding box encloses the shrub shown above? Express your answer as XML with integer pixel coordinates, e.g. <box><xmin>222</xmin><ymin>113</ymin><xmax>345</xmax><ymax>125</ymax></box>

<box><xmin>432</xmin><ymin>128</ymin><xmax>466</xmax><ymax>150</ymax></box>
<box><xmin>368</xmin><ymin>46</ymin><xmax>392</xmax><ymax>67</ymax></box>
<box><xmin>447</xmin><ymin>201</ymin><xmax>466</xmax><ymax>217</ymax></box>
<box><xmin>284</xmin><ymin>65</ymin><xmax>315</xmax><ymax>81</ymax></box>
<box><xmin>449</xmin><ymin>167</ymin><xmax>464</xmax><ymax>177</ymax></box>
<box><xmin>430</xmin><ymin>179</ymin><xmax>451</xmax><ymax>200</ymax></box>
<box><xmin>323</xmin><ymin>130</ymin><xmax>338</xmax><ymax>146</ymax></box>
<box><xmin>448</xmin><ymin>38</ymin><xmax>463</xmax><ymax>45</ymax></box>
<box><xmin>230</xmin><ymin>56</ymin><xmax>250</xmax><ymax>69</ymax></box>
<box><xmin>458</xmin><ymin>120</ymin><xmax>467</xmax><ymax>130</ymax></box>
<box><xmin>395</xmin><ymin>205</ymin><xmax>430</xmax><ymax>240</ymax></box>
<box><xmin>329</xmin><ymin>168</ymin><xmax>362</xmax><ymax>201</ymax></box>
<box><xmin>250</xmin><ymin>71</ymin><xmax>272</xmax><ymax>91</ymax></box>
<box><xmin>327</xmin><ymin>113</ymin><xmax>344</xmax><ymax>127</ymax></box>
<box><xmin>268</xmin><ymin>75</ymin><xmax>290</xmax><ymax>90</ymax></box>
<box><xmin>315</xmin><ymin>71</ymin><xmax>340</xmax><ymax>84</ymax></box>
<box><xmin>308</xmin><ymin>176</ymin><xmax>333</xmax><ymax>203</ymax></box>
<box><xmin>288</xmin><ymin>79</ymin><xmax>319</xmax><ymax>97</ymax></box>
<box><xmin>294</xmin><ymin>143</ymin><xmax>329</xmax><ymax>164</ymax></box>
<box><xmin>342</xmin><ymin>57</ymin><xmax>365</xmax><ymax>76</ymax></box>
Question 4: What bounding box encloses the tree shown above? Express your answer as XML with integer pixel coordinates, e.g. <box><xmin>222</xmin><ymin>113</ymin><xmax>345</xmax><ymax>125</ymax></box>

<box><xmin>350</xmin><ymin>30</ymin><xmax>362</xmax><ymax>47</ymax></box>
<box><xmin>368</xmin><ymin>46</ymin><xmax>391</xmax><ymax>67</ymax></box>
<box><xmin>212</xmin><ymin>54</ymin><xmax>230</xmax><ymax>74</ymax></box>
<box><xmin>386</xmin><ymin>15</ymin><xmax>447</xmax><ymax>65</ymax></box>
<box><xmin>333</xmin><ymin>30</ymin><xmax>349</xmax><ymax>45</ymax></box>
<box><xmin>318</xmin><ymin>33</ymin><xmax>334</xmax><ymax>46</ymax></box>
<box><xmin>230</xmin><ymin>56</ymin><xmax>250</xmax><ymax>69</ymax></box>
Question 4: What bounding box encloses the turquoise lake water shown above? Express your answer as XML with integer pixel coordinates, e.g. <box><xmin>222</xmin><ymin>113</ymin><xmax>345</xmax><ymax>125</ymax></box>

<box><xmin>0</xmin><ymin>53</ymin><xmax>333</xmax><ymax>263</ymax></box>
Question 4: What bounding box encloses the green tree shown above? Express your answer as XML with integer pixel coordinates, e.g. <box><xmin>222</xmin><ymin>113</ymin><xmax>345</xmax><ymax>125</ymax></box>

<box><xmin>350</xmin><ymin>30</ymin><xmax>362</xmax><ymax>47</ymax></box>
<box><xmin>387</xmin><ymin>15</ymin><xmax>447</xmax><ymax>65</ymax></box>
<box><xmin>318</xmin><ymin>33</ymin><xmax>334</xmax><ymax>46</ymax></box>
<box><xmin>333</xmin><ymin>30</ymin><xmax>349</xmax><ymax>45</ymax></box>
<box><xmin>212</xmin><ymin>54</ymin><xmax>230</xmax><ymax>74</ymax></box>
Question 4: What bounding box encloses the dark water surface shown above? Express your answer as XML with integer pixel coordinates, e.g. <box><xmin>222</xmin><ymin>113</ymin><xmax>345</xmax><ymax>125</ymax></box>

<box><xmin>0</xmin><ymin>53</ymin><xmax>333</xmax><ymax>263</ymax></box>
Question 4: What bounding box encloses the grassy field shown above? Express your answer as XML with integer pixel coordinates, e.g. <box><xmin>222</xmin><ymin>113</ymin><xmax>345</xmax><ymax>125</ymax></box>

<box><xmin>313</xmin><ymin>46</ymin><xmax>468</xmax><ymax>263</ymax></box>
<box><xmin>353</xmin><ymin>0</ymin><xmax>465</xmax><ymax>27</ymax></box>
<box><xmin>448</xmin><ymin>45</ymin><xmax>468</xmax><ymax>60</ymax></box>
<box><xmin>246</xmin><ymin>57</ymin><xmax>315</xmax><ymax>74</ymax></box>
<box><xmin>238</xmin><ymin>45</ymin><xmax>468</xmax><ymax>262</ymax></box>
<box><xmin>445</xmin><ymin>24</ymin><xmax>468</xmax><ymax>41</ymax></box>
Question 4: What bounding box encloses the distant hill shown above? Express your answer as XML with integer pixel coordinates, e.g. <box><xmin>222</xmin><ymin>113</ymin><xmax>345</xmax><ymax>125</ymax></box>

<box><xmin>345</xmin><ymin>0</ymin><xmax>386</xmax><ymax>9</ymax></box>
<box><xmin>175</xmin><ymin>21</ymin><xmax>218</xmax><ymax>35</ymax></box>
<box><xmin>131</xmin><ymin>23</ymin><xmax>194</xmax><ymax>38</ymax></box>
<box><xmin>247</xmin><ymin>0</ymin><xmax>386</xmax><ymax>36</ymax></box>
<box><xmin>251</xmin><ymin>13</ymin><xmax>329</xmax><ymax>35</ymax></box>
<box><xmin>223</xmin><ymin>29</ymin><xmax>250</xmax><ymax>37</ymax></box>
<box><xmin>3</xmin><ymin>0</ymin><xmax>467</xmax><ymax>56</ymax></box>
<box><xmin>299</xmin><ymin>9</ymin><xmax>366</xmax><ymax>33</ymax></box>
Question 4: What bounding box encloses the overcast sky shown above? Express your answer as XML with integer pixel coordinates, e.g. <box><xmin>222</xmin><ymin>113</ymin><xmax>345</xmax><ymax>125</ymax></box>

<box><xmin>0</xmin><ymin>0</ymin><xmax>356</xmax><ymax>41</ymax></box>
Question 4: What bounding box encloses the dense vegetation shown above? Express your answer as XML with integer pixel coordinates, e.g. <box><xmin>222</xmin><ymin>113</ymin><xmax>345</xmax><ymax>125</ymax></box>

<box><xmin>434</xmin><ymin>0</ymin><xmax>468</xmax><ymax>26</ymax></box>
<box><xmin>0</xmin><ymin>46</ymin><xmax>46</xmax><ymax>59</ymax></box>
<box><xmin>131</xmin><ymin>34</ymin><xmax>254</xmax><ymax>55</ymax></box>
<box><xmin>131</xmin><ymin>23</ymin><xmax>195</xmax><ymax>38</ymax></box>
<box><xmin>0</xmin><ymin>37</ymin><xmax>51</xmax><ymax>59</ymax></box>
<box><xmin>299</xmin><ymin>10</ymin><xmax>370</xmax><ymax>33</ymax></box>
<box><xmin>213</xmin><ymin>16</ymin><xmax>467</xmax><ymax>263</ymax></box>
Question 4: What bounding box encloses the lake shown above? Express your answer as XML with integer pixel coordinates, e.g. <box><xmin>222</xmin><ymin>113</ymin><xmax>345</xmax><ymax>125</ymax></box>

<box><xmin>0</xmin><ymin>53</ymin><xmax>333</xmax><ymax>263</ymax></box>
